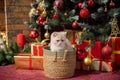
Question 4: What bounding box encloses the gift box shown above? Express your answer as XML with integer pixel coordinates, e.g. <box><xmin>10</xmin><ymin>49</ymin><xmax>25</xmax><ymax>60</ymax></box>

<box><xmin>14</xmin><ymin>53</ymin><xmax>43</xmax><ymax>70</ymax></box>
<box><xmin>76</xmin><ymin>58</ymin><xmax>112</xmax><ymax>72</ymax></box>
<box><xmin>31</xmin><ymin>43</ymin><xmax>43</xmax><ymax>56</ymax></box>
<box><xmin>90</xmin><ymin>58</ymin><xmax>112</xmax><ymax>72</ymax></box>
<box><xmin>108</xmin><ymin>37</ymin><xmax>120</xmax><ymax>67</ymax></box>
<box><xmin>76</xmin><ymin>40</ymin><xmax>102</xmax><ymax>60</ymax></box>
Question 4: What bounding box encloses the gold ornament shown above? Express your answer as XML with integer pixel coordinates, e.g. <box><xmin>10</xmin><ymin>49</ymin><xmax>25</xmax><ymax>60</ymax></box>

<box><xmin>41</xmin><ymin>9</ymin><xmax>47</xmax><ymax>17</ymax></box>
<box><xmin>0</xmin><ymin>32</ymin><xmax>6</xmax><ymax>41</ymax></box>
<box><xmin>83</xmin><ymin>56</ymin><xmax>92</xmax><ymax>66</ymax></box>
<box><xmin>64</xmin><ymin>12</ymin><xmax>67</xmax><ymax>16</ymax></box>
<box><xmin>76</xmin><ymin>28</ymin><xmax>86</xmax><ymax>42</ymax></box>
<box><xmin>44</xmin><ymin>30</ymin><xmax>50</xmax><ymax>39</ymax></box>
<box><xmin>29</xmin><ymin>8</ymin><xmax>38</xmax><ymax>17</ymax></box>
<box><xmin>38</xmin><ymin>0</ymin><xmax>45</xmax><ymax>11</ymax></box>
<box><xmin>110</xmin><ymin>17</ymin><xmax>120</xmax><ymax>36</ymax></box>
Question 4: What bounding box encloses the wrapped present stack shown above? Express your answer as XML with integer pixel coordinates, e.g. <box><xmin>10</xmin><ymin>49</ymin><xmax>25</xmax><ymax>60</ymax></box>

<box><xmin>107</xmin><ymin>17</ymin><xmax>120</xmax><ymax>68</ymax></box>
<box><xmin>14</xmin><ymin>38</ymin><xmax>49</xmax><ymax>70</ymax></box>
<box><xmin>14</xmin><ymin>53</ymin><xmax>43</xmax><ymax>70</ymax></box>
<box><xmin>14</xmin><ymin>42</ymin><xmax>45</xmax><ymax>70</ymax></box>
<box><xmin>76</xmin><ymin>40</ymin><xmax>113</xmax><ymax>72</ymax></box>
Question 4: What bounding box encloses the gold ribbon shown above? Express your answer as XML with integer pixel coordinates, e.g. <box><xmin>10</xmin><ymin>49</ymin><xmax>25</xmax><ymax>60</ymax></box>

<box><xmin>87</xmin><ymin>40</ymin><xmax>94</xmax><ymax>58</ymax></box>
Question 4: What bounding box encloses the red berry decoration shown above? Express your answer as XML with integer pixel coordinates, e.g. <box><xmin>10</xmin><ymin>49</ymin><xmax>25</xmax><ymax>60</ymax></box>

<box><xmin>29</xmin><ymin>30</ymin><xmax>39</xmax><ymax>39</ymax></box>
<box><xmin>78</xmin><ymin>2</ymin><xmax>83</xmax><ymax>8</ymax></box>
<box><xmin>54</xmin><ymin>0</ymin><xmax>63</xmax><ymax>9</ymax></box>
<box><xmin>77</xmin><ymin>49</ymin><xmax>87</xmax><ymax>60</ymax></box>
<box><xmin>72</xmin><ymin>21</ymin><xmax>78</xmax><ymax>28</ymax></box>
<box><xmin>36</xmin><ymin>6</ymin><xmax>41</xmax><ymax>11</ymax></box>
<box><xmin>109</xmin><ymin>1</ymin><xmax>115</xmax><ymax>8</ymax></box>
<box><xmin>36</xmin><ymin>16</ymin><xmax>45</xmax><ymax>25</ymax></box>
<box><xmin>88</xmin><ymin>0</ymin><xmax>94</xmax><ymax>7</ymax></box>
<box><xmin>53</xmin><ymin>13</ymin><xmax>59</xmax><ymax>19</ymax></box>
<box><xmin>101</xmin><ymin>45</ymin><xmax>112</xmax><ymax>57</ymax></box>
<box><xmin>79</xmin><ymin>8</ymin><xmax>90</xmax><ymax>19</ymax></box>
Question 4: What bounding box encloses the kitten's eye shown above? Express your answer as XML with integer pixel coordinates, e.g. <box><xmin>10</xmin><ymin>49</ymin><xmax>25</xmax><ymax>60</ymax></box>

<box><xmin>57</xmin><ymin>40</ymin><xmax>60</xmax><ymax>42</ymax></box>
<box><xmin>61</xmin><ymin>40</ymin><xmax>64</xmax><ymax>42</ymax></box>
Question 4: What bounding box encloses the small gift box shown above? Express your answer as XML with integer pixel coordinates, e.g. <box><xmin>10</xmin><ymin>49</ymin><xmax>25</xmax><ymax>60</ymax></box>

<box><xmin>108</xmin><ymin>37</ymin><xmax>120</xmax><ymax>67</ymax></box>
<box><xmin>14</xmin><ymin>53</ymin><xmax>43</xmax><ymax>70</ymax></box>
<box><xmin>31</xmin><ymin>43</ymin><xmax>43</xmax><ymax>56</ymax></box>
<box><xmin>90</xmin><ymin>58</ymin><xmax>112</xmax><ymax>72</ymax></box>
<box><xmin>76</xmin><ymin>58</ymin><xmax>112</xmax><ymax>72</ymax></box>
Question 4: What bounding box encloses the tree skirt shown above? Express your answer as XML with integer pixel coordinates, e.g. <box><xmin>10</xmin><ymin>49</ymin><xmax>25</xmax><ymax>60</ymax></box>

<box><xmin>0</xmin><ymin>65</ymin><xmax>120</xmax><ymax>80</ymax></box>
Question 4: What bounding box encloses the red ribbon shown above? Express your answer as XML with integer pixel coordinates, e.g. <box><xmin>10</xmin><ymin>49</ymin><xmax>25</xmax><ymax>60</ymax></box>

<box><xmin>96</xmin><ymin>58</ymin><xmax>111</xmax><ymax>71</ymax></box>
<box><xmin>80</xmin><ymin>61</ymin><xmax>83</xmax><ymax>70</ymax></box>
<box><xmin>99</xmin><ymin>60</ymin><xmax>102</xmax><ymax>71</ymax></box>
<box><xmin>29</xmin><ymin>55</ymin><xmax>32</xmax><ymax>70</ymax></box>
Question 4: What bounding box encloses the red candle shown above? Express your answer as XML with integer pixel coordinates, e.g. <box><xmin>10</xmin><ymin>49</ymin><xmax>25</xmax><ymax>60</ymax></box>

<box><xmin>16</xmin><ymin>34</ymin><xmax>25</xmax><ymax>49</ymax></box>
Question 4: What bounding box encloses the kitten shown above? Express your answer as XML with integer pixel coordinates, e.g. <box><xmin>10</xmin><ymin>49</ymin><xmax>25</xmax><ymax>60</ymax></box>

<box><xmin>50</xmin><ymin>32</ymin><xmax>73</xmax><ymax>52</ymax></box>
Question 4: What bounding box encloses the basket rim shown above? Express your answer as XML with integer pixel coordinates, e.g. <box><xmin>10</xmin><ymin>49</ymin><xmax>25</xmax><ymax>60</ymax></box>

<box><xmin>43</xmin><ymin>46</ymin><xmax>76</xmax><ymax>56</ymax></box>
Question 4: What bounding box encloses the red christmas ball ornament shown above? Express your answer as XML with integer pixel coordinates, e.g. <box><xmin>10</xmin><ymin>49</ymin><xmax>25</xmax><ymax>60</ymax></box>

<box><xmin>101</xmin><ymin>45</ymin><xmax>112</xmax><ymax>57</ymax></box>
<box><xmin>79</xmin><ymin>8</ymin><xmax>90</xmax><ymax>19</ymax></box>
<box><xmin>54</xmin><ymin>0</ymin><xmax>63</xmax><ymax>9</ymax></box>
<box><xmin>109</xmin><ymin>1</ymin><xmax>115</xmax><ymax>8</ymax></box>
<box><xmin>29</xmin><ymin>30</ymin><xmax>39</xmax><ymax>39</ymax></box>
<box><xmin>53</xmin><ymin>13</ymin><xmax>59</xmax><ymax>19</ymax></box>
<box><xmin>88</xmin><ymin>0</ymin><xmax>94</xmax><ymax>7</ymax></box>
<box><xmin>36</xmin><ymin>16</ymin><xmax>45</xmax><ymax>25</ymax></box>
<box><xmin>77</xmin><ymin>2</ymin><xmax>83</xmax><ymax>8</ymax></box>
<box><xmin>72</xmin><ymin>21</ymin><xmax>79</xmax><ymax>28</ymax></box>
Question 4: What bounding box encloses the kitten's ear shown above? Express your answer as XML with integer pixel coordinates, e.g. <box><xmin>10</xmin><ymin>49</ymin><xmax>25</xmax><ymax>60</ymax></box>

<box><xmin>51</xmin><ymin>32</ymin><xmax>57</xmax><ymax>37</ymax></box>
<box><xmin>62</xmin><ymin>32</ymin><xmax>67</xmax><ymax>36</ymax></box>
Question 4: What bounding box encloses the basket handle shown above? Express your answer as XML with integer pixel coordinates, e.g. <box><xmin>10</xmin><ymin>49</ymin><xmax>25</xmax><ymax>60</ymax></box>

<box><xmin>62</xmin><ymin>50</ymin><xmax>67</xmax><ymax>62</ymax></box>
<box><xmin>53</xmin><ymin>51</ymin><xmax>57</xmax><ymax>62</ymax></box>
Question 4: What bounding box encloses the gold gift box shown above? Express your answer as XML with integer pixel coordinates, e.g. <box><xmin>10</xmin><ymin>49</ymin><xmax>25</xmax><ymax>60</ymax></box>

<box><xmin>14</xmin><ymin>53</ymin><xmax>43</xmax><ymax>70</ymax></box>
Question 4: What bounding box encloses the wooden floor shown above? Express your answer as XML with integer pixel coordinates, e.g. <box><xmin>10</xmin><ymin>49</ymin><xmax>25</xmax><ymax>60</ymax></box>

<box><xmin>0</xmin><ymin>65</ymin><xmax>120</xmax><ymax>80</ymax></box>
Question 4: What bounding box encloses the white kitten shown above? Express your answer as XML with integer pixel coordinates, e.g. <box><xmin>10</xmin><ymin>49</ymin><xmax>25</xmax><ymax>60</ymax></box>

<box><xmin>50</xmin><ymin>32</ymin><xmax>73</xmax><ymax>52</ymax></box>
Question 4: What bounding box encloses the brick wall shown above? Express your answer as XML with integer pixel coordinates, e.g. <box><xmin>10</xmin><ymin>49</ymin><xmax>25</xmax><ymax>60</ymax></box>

<box><xmin>6</xmin><ymin>0</ymin><xmax>35</xmax><ymax>43</ymax></box>
<box><xmin>0</xmin><ymin>0</ymin><xmax>5</xmax><ymax>31</ymax></box>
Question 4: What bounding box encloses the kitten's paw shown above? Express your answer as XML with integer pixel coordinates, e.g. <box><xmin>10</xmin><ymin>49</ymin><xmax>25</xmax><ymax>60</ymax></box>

<box><xmin>62</xmin><ymin>59</ymin><xmax>67</xmax><ymax>62</ymax></box>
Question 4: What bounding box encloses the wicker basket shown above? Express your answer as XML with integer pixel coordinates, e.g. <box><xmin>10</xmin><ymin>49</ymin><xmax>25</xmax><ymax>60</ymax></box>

<box><xmin>43</xmin><ymin>47</ymin><xmax>76</xmax><ymax>79</ymax></box>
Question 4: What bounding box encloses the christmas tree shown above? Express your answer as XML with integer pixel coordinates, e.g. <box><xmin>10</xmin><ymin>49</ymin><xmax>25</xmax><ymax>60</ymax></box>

<box><xmin>25</xmin><ymin>0</ymin><xmax>120</xmax><ymax>48</ymax></box>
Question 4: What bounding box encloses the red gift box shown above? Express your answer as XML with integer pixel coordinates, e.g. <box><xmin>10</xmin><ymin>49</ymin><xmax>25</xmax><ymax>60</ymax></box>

<box><xmin>76</xmin><ymin>40</ymin><xmax>102</xmax><ymax>60</ymax></box>
<box><xmin>31</xmin><ymin>43</ymin><xmax>43</xmax><ymax>56</ymax></box>
<box><xmin>108</xmin><ymin>37</ymin><xmax>120</xmax><ymax>67</ymax></box>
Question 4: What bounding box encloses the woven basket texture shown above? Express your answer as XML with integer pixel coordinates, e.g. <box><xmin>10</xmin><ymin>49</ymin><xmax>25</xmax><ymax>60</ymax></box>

<box><xmin>43</xmin><ymin>47</ymin><xmax>76</xmax><ymax>79</ymax></box>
